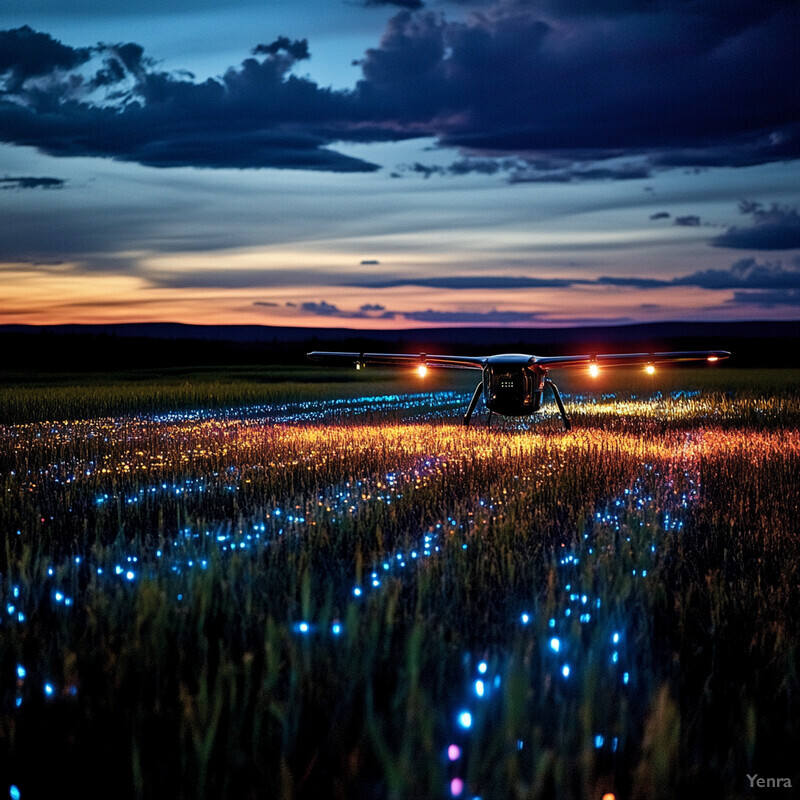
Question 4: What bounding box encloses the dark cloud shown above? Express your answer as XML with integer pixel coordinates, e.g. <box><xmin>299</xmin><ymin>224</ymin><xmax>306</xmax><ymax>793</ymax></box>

<box><xmin>301</xmin><ymin>300</ymin><xmax>343</xmax><ymax>316</ymax></box>
<box><xmin>297</xmin><ymin>300</ymin><xmax>392</xmax><ymax>318</ymax></box>
<box><xmin>347</xmin><ymin>275</ymin><xmax>576</xmax><ymax>289</ymax></box>
<box><xmin>290</xmin><ymin>299</ymin><xmax>541</xmax><ymax>324</ymax></box>
<box><xmin>0</xmin><ymin>176</ymin><xmax>64</xmax><ymax>189</ymax></box>
<box><xmin>404</xmin><ymin>162</ymin><xmax>447</xmax><ymax>179</ymax></box>
<box><xmin>449</xmin><ymin>158</ymin><xmax>511</xmax><ymax>176</ymax></box>
<box><xmin>252</xmin><ymin>37</ymin><xmax>309</xmax><ymax>62</ymax></box>
<box><xmin>650</xmin><ymin>212</ymin><xmax>670</xmax><ymax>220</ymax></box>
<box><xmin>595</xmin><ymin>258</ymin><xmax>800</xmax><ymax>292</ymax></box>
<box><xmin>290</xmin><ymin>298</ymin><xmax>634</xmax><ymax>325</ymax></box>
<box><xmin>0</xmin><ymin>28</ymin><xmax>379</xmax><ymax>172</ymax></box>
<box><xmin>363</xmin><ymin>0</ymin><xmax>424</xmax><ymax>8</ymax></box>
<box><xmin>673</xmin><ymin>258</ymin><xmax>800</xmax><ymax>290</ymax></box>
<box><xmin>646</xmin><ymin>130</ymin><xmax>800</xmax><ymax>170</ymax></box>
<box><xmin>0</xmin><ymin>26</ymin><xmax>91</xmax><ymax>90</ymax></box>
<box><xmin>729</xmin><ymin>288</ymin><xmax>800</xmax><ymax>307</ymax></box>
<box><xmin>509</xmin><ymin>163</ymin><xmax>652</xmax><ymax>183</ymax></box>
<box><xmin>399</xmin><ymin>157</ymin><xmax>519</xmax><ymax>178</ymax></box>
<box><xmin>402</xmin><ymin>308</ymin><xmax>541</xmax><ymax>323</ymax></box>
<box><xmin>296</xmin><ymin>300</ymin><xmax>402</xmax><ymax>319</ymax></box>
<box><xmin>713</xmin><ymin>202</ymin><xmax>800</xmax><ymax>250</ymax></box>
<box><xmin>356</xmin><ymin>2</ymin><xmax>799</xmax><ymax>165</ymax></box>
<box><xmin>398</xmin><ymin>156</ymin><xmax>653</xmax><ymax>182</ymax></box>
<box><xmin>2</xmin><ymin>0</ymin><xmax>799</xmax><ymax>172</ymax></box>
<box><xmin>674</xmin><ymin>215</ymin><xmax>702</xmax><ymax>227</ymax></box>
<box><xmin>598</xmin><ymin>258</ymin><xmax>800</xmax><ymax>291</ymax></box>
<box><xmin>596</xmin><ymin>276</ymin><xmax>669</xmax><ymax>289</ymax></box>
<box><xmin>348</xmin><ymin>258</ymin><xmax>800</xmax><ymax>295</ymax></box>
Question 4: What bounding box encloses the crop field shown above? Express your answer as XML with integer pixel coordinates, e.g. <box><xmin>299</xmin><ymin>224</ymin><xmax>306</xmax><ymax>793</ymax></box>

<box><xmin>1</xmin><ymin>368</ymin><xmax>799</xmax><ymax>799</ymax></box>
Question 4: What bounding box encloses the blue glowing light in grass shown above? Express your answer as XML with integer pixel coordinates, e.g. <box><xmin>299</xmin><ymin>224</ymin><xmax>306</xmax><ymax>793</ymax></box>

<box><xmin>561</xmin><ymin>665</ymin><xmax>570</xmax><ymax>678</ymax></box>
<box><xmin>550</xmin><ymin>637</ymin><xmax>560</xmax><ymax>653</ymax></box>
<box><xmin>10</xmin><ymin>785</ymin><xmax>21</xmax><ymax>800</ymax></box>
<box><xmin>458</xmin><ymin>711</ymin><xmax>472</xmax><ymax>729</ymax></box>
<box><xmin>44</xmin><ymin>683</ymin><xmax>54</xmax><ymax>697</ymax></box>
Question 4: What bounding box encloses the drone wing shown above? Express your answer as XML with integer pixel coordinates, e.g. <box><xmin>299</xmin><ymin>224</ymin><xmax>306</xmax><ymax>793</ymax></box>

<box><xmin>531</xmin><ymin>350</ymin><xmax>731</xmax><ymax>369</ymax></box>
<box><xmin>307</xmin><ymin>351</ymin><xmax>486</xmax><ymax>370</ymax></box>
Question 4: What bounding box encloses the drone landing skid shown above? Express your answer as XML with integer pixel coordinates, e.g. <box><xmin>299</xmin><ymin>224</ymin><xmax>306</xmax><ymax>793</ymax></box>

<box><xmin>545</xmin><ymin>377</ymin><xmax>571</xmax><ymax>431</ymax></box>
<box><xmin>463</xmin><ymin>381</ymin><xmax>483</xmax><ymax>426</ymax></box>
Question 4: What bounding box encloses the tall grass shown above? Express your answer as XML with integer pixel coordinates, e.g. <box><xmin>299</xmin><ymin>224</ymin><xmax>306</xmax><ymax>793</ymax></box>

<box><xmin>0</xmin><ymin>368</ymin><xmax>798</xmax><ymax>798</ymax></box>
<box><xmin>0</xmin><ymin>366</ymin><xmax>463</xmax><ymax>425</ymax></box>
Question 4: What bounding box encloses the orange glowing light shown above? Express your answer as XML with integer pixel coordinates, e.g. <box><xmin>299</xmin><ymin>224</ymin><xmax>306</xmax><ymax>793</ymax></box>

<box><xmin>417</xmin><ymin>365</ymin><xmax>428</xmax><ymax>377</ymax></box>
<box><xmin>602</xmin><ymin>794</ymin><xmax>616</xmax><ymax>800</ymax></box>
<box><xmin>707</xmin><ymin>355</ymin><xmax>719</xmax><ymax>362</ymax></box>
<box><xmin>589</xmin><ymin>363</ymin><xmax>600</xmax><ymax>378</ymax></box>
<box><xmin>645</xmin><ymin>363</ymin><xmax>656</xmax><ymax>375</ymax></box>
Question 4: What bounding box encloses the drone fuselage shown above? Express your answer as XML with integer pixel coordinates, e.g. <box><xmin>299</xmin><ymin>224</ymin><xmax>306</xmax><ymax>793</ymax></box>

<box><xmin>482</xmin><ymin>354</ymin><xmax>547</xmax><ymax>416</ymax></box>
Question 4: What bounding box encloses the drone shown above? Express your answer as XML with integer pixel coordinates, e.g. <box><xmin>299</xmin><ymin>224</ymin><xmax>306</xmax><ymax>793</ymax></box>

<box><xmin>307</xmin><ymin>348</ymin><xmax>730</xmax><ymax>430</ymax></box>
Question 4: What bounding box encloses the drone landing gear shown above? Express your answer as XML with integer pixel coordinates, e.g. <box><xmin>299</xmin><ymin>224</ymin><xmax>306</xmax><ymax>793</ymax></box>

<box><xmin>545</xmin><ymin>377</ymin><xmax>571</xmax><ymax>431</ymax></box>
<box><xmin>463</xmin><ymin>381</ymin><xmax>483</xmax><ymax>426</ymax></box>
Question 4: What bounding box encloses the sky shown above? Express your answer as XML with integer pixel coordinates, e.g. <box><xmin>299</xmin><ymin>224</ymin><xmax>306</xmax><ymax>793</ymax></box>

<box><xmin>1</xmin><ymin>0</ymin><xmax>799</xmax><ymax>329</ymax></box>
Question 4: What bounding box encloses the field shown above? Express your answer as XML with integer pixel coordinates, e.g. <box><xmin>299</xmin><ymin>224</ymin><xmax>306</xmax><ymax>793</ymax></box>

<box><xmin>1</xmin><ymin>367</ymin><xmax>799</xmax><ymax>799</ymax></box>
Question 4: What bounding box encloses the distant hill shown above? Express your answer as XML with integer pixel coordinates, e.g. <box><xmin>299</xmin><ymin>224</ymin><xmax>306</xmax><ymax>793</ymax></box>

<box><xmin>1</xmin><ymin>320</ymin><xmax>798</xmax><ymax>370</ymax></box>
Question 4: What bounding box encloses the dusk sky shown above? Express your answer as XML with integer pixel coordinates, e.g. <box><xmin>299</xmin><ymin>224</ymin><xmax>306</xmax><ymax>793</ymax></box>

<box><xmin>2</xmin><ymin>0</ymin><xmax>799</xmax><ymax>328</ymax></box>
